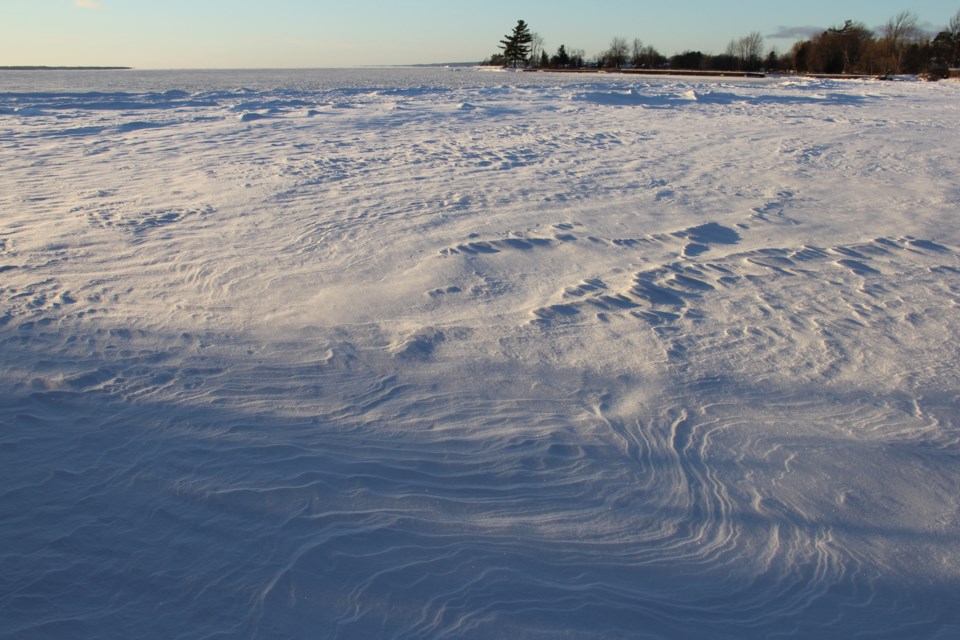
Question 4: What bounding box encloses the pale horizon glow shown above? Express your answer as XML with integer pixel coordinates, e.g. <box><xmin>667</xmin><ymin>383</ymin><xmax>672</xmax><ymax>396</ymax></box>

<box><xmin>2</xmin><ymin>0</ymin><xmax>959</xmax><ymax>69</ymax></box>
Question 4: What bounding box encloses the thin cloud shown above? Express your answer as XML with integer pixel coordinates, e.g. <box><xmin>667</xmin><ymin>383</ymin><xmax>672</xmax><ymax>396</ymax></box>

<box><xmin>767</xmin><ymin>26</ymin><xmax>824</xmax><ymax>40</ymax></box>
<box><xmin>917</xmin><ymin>21</ymin><xmax>940</xmax><ymax>38</ymax></box>
<box><xmin>75</xmin><ymin>0</ymin><xmax>104</xmax><ymax>9</ymax></box>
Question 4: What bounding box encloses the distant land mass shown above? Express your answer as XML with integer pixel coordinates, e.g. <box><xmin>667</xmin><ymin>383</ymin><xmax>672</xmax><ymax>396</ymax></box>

<box><xmin>0</xmin><ymin>66</ymin><xmax>131</xmax><ymax>71</ymax></box>
<box><xmin>401</xmin><ymin>62</ymin><xmax>479</xmax><ymax>68</ymax></box>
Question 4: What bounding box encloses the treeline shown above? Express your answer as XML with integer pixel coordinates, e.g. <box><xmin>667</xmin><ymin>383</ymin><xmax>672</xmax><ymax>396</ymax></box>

<box><xmin>787</xmin><ymin>12</ymin><xmax>959</xmax><ymax>76</ymax></box>
<box><xmin>485</xmin><ymin>10</ymin><xmax>960</xmax><ymax>77</ymax></box>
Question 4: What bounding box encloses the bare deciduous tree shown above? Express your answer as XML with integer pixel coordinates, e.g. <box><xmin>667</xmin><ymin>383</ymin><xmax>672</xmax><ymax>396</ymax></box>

<box><xmin>606</xmin><ymin>37</ymin><xmax>629</xmax><ymax>68</ymax></box>
<box><xmin>631</xmin><ymin>39</ymin><xmax>645</xmax><ymax>66</ymax></box>
<box><xmin>880</xmin><ymin>11</ymin><xmax>920</xmax><ymax>74</ymax></box>
<box><xmin>882</xmin><ymin>10</ymin><xmax>920</xmax><ymax>43</ymax></box>
<box><xmin>949</xmin><ymin>9</ymin><xmax>960</xmax><ymax>66</ymax></box>
<box><xmin>727</xmin><ymin>32</ymin><xmax>764</xmax><ymax>71</ymax></box>
<box><xmin>950</xmin><ymin>9</ymin><xmax>960</xmax><ymax>41</ymax></box>
<box><xmin>569</xmin><ymin>48</ymin><xmax>586</xmax><ymax>68</ymax></box>
<box><xmin>629</xmin><ymin>39</ymin><xmax>662</xmax><ymax>68</ymax></box>
<box><xmin>529</xmin><ymin>32</ymin><xmax>546</xmax><ymax>67</ymax></box>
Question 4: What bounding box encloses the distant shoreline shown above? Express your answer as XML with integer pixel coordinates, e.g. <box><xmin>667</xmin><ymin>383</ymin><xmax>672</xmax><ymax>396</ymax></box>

<box><xmin>522</xmin><ymin>67</ymin><xmax>767</xmax><ymax>78</ymax></box>
<box><xmin>0</xmin><ymin>66</ymin><xmax>132</xmax><ymax>71</ymax></box>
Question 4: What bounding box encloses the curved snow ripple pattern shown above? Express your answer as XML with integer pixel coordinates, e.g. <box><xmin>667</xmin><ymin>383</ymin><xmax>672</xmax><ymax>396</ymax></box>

<box><xmin>2</xmin><ymin>348</ymin><xmax>955</xmax><ymax>639</ymax></box>
<box><xmin>2</xmin><ymin>69</ymin><xmax>960</xmax><ymax>639</ymax></box>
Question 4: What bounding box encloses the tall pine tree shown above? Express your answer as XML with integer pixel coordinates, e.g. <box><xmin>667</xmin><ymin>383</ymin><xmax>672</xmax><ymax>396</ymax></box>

<box><xmin>499</xmin><ymin>20</ymin><xmax>533</xmax><ymax>67</ymax></box>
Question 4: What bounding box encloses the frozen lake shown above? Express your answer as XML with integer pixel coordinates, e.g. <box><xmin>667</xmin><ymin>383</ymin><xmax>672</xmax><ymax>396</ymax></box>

<box><xmin>2</xmin><ymin>67</ymin><xmax>959</xmax><ymax>638</ymax></box>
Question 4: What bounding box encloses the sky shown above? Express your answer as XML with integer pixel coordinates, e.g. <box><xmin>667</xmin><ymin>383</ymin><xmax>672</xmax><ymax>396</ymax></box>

<box><xmin>1</xmin><ymin>0</ymin><xmax>958</xmax><ymax>69</ymax></box>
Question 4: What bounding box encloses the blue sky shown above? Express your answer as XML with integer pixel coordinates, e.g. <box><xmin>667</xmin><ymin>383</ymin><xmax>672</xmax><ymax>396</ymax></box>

<box><xmin>1</xmin><ymin>1</ymin><xmax>958</xmax><ymax>68</ymax></box>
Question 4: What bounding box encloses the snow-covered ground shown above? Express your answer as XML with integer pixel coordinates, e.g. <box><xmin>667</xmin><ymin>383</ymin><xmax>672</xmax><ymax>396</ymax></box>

<box><xmin>2</xmin><ymin>68</ymin><xmax>959</xmax><ymax>638</ymax></box>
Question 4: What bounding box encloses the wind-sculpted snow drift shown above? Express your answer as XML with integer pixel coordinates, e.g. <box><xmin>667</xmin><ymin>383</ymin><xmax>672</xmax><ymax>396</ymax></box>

<box><xmin>2</xmin><ymin>69</ymin><xmax>959</xmax><ymax>639</ymax></box>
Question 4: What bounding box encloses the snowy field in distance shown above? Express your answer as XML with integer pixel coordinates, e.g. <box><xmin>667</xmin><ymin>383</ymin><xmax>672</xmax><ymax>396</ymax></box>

<box><xmin>2</xmin><ymin>67</ymin><xmax>960</xmax><ymax>639</ymax></box>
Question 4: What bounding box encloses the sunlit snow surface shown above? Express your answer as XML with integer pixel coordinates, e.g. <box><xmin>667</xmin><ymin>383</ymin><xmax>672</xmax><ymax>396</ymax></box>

<box><xmin>2</xmin><ymin>68</ymin><xmax>960</xmax><ymax>639</ymax></box>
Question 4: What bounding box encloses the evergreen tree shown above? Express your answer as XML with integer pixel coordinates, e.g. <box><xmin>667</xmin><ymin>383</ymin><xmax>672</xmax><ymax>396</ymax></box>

<box><xmin>552</xmin><ymin>44</ymin><xmax>571</xmax><ymax>68</ymax></box>
<box><xmin>499</xmin><ymin>20</ymin><xmax>534</xmax><ymax>67</ymax></box>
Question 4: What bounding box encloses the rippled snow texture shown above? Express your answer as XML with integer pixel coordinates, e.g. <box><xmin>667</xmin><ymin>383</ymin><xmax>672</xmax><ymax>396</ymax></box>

<box><xmin>2</xmin><ymin>68</ymin><xmax>960</xmax><ymax>639</ymax></box>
